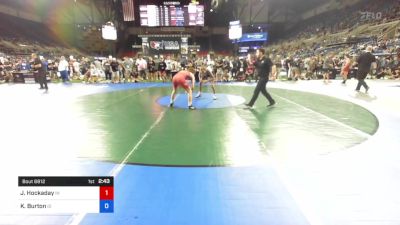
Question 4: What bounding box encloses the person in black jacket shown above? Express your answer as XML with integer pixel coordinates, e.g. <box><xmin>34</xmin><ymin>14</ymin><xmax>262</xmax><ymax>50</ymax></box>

<box><xmin>356</xmin><ymin>46</ymin><xmax>375</xmax><ymax>93</ymax></box>
<box><xmin>245</xmin><ymin>48</ymin><xmax>276</xmax><ymax>108</ymax></box>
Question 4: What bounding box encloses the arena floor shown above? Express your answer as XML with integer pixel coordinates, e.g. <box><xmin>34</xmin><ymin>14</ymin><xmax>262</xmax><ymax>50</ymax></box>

<box><xmin>0</xmin><ymin>79</ymin><xmax>399</xmax><ymax>225</ymax></box>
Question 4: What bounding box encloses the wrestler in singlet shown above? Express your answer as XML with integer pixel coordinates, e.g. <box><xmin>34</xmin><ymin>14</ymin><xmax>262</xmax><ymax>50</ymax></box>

<box><xmin>341</xmin><ymin>55</ymin><xmax>351</xmax><ymax>84</ymax></box>
<box><xmin>172</xmin><ymin>70</ymin><xmax>193</xmax><ymax>90</ymax></box>
<box><xmin>170</xmin><ymin>70</ymin><xmax>196</xmax><ymax>110</ymax></box>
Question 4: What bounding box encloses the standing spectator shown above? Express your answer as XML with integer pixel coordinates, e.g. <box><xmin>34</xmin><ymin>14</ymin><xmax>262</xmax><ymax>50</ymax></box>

<box><xmin>231</xmin><ymin>57</ymin><xmax>240</xmax><ymax>79</ymax></box>
<box><xmin>72</xmin><ymin>59</ymin><xmax>81</xmax><ymax>80</ymax></box>
<box><xmin>322</xmin><ymin>54</ymin><xmax>334</xmax><ymax>83</ymax></box>
<box><xmin>154</xmin><ymin>56</ymin><xmax>160</xmax><ymax>81</ymax></box>
<box><xmin>171</xmin><ymin>58</ymin><xmax>180</xmax><ymax>77</ymax></box>
<box><xmin>122</xmin><ymin>57</ymin><xmax>133</xmax><ymax>82</ymax></box>
<box><xmin>223</xmin><ymin>56</ymin><xmax>231</xmax><ymax>79</ymax></box>
<box><xmin>47</xmin><ymin>60</ymin><xmax>57</xmax><ymax>80</ymax></box>
<box><xmin>310</xmin><ymin>56</ymin><xmax>318</xmax><ymax>80</ymax></box>
<box><xmin>110</xmin><ymin>58</ymin><xmax>120</xmax><ymax>83</ymax></box>
<box><xmin>103</xmin><ymin>58</ymin><xmax>112</xmax><ymax>81</ymax></box>
<box><xmin>165</xmin><ymin>55</ymin><xmax>173</xmax><ymax>79</ymax></box>
<box><xmin>84</xmin><ymin>64</ymin><xmax>99</xmax><ymax>83</ymax></box>
<box><xmin>68</xmin><ymin>56</ymin><xmax>75</xmax><ymax>79</ymax></box>
<box><xmin>58</xmin><ymin>56</ymin><xmax>69</xmax><ymax>83</ymax></box>
<box><xmin>284</xmin><ymin>57</ymin><xmax>292</xmax><ymax>79</ymax></box>
<box><xmin>270</xmin><ymin>58</ymin><xmax>278</xmax><ymax>81</ymax></box>
<box><xmin>80</xmin><ymin>57</ymin><xmax>89</xmax><ymax>80</ymax></box>
<box><xmin>180</xmin><ymin>56</ymin><xmax>188</xmax><ymax>69</ymax></box>
<box><xmin>291</xmin><ymin>57</ymin><xmax>302</xmax><ymax>81</ymax></box>
<box><xmin>215</xmin><ymin>57</ymin><xmax>224</xmax><ymax>81</ymax></box>
<box><xmin>158</xmin><ymin>57</ymin><xmax>167</xmax><ymax>82</ymax></box>
<box><xmin>148</xmin><ymin>57</ymin><xmax>156</xmax><ymax>81</ymax></box>
<box><xmin>245</xmin><ymin>54</ymin><xmax>255</xmax><ymax>82</ymax></box>
<box><xmin>136</xmin><ymin>56</ymin><xmax>147</xmax><ymax>80</ymax></box>
<box><xmin>94</xmin><ymin>58</ymin><xmax>104</xmax><ymax>80</ymax></box>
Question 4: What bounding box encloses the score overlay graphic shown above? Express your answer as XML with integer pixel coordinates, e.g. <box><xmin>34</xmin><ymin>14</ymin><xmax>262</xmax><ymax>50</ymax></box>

<box><xmin>16</xmin><ymin>177</ymin><xmax>114</xmax><ymax>214</ymax></box>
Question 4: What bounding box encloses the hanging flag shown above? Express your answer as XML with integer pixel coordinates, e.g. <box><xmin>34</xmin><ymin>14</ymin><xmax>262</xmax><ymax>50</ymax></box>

<box><xmin>122</xmin><ymin>0</ymin><xmax>135</xmax><ymax>21</ymax></box>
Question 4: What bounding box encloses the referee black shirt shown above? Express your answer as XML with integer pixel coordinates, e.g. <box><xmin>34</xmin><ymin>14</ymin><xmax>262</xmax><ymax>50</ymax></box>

<box><xmin>255</xmin><ymin>56</ymin><xmax>273</xmax><ymax>81</ymax></box>
<box><xmin>357</xmin><ymin>52</ymin><xmax>375</xmax><ymax>72</ymax></box>
<box><xmin>33</xmin><ymin>58</ymin><xmax>46</xmax><ymax>75</ymax></box>
<box><xmin>356</xmin><ymin>51</ymin><xmax>375</xmax><ymax>80</ymax></box>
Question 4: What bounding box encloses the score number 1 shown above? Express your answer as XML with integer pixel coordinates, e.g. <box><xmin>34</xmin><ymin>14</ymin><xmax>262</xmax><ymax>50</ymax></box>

<box><xmin>99</xmin><ymin>186</ymin><xmax>114</xmax><ymax>213</ymax></box>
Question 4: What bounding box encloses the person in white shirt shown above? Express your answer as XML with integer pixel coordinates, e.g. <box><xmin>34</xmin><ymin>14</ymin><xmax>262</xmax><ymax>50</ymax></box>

<box><xmin>136</xmin><ymin>57</ymin><xmax>147</xmax><ymax>80</ymax></box>
<box><xmin>171</xmin><ymin>59</ymin><xmax>180</xmax><ymax>77</ymax></box>
<box><xmin>165</xmin><ymin>56</ymin><xmax>173</xmax><ymax>78</ymax></box>
<box><xmin>93</xmin><ymin>59</ymin><xmax>104</xmax><ymax>79</ymax></box>
<box><xmin>58</xmin><ymin>56</ymin><xmax>69</xmax><ymax>82</ymax></box>
<box><xmin>72</xmin><ymin>60</ymin><xmax>81</xmax><ymax>79</ymax></box>
<box><xmin>84</xmin><ymin>64</ymin><xmax>99</xmax><ymax>83</ymax></box>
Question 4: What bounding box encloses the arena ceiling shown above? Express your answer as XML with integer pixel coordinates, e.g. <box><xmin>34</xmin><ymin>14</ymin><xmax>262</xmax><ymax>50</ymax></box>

<box><xmin>0</xmin><ymin>0</ymin><xmax>351</xmax><ymax>26</ymax></box>
<box><xmin>211</xmin><ymin>0</ymin><xmax>334</xmax><ymax>24</ymax></box>
<box><xmin>212</xmin><ymin>0</ymin><xmax>332</xmax><ymax>12</ymax></box>
<box><xmin>0</xmin><ymin>0</ymin><xmax>111</xmax><ymax>25</ymax></box>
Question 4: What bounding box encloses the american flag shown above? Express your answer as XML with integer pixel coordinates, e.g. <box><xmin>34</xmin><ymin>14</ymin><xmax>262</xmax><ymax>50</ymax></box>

<box><xmin>122</xmin><ymin>0</ymin><xmax>135</xmax><ymax>21</ymax></box>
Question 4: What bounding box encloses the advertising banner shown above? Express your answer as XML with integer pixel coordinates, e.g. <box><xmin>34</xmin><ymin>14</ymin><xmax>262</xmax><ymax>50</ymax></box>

<box><xmin>237</xmin><ymin>32</ymin><xmax>268</xmax><ymax>43</ymax></box>
<box><xmin>148</xmin><ymin>37</ymin><xmax>181</xmax><ymax>55</ymax></box>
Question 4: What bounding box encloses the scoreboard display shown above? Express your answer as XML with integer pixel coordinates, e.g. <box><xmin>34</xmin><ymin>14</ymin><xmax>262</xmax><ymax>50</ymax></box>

<box><xmin>16</xmin><ymin>176</ymin><xmax>114</xmax><ymax>214</ymax></box>
<box><xmin>140</xmin><ymin>4</ymin><xmax>204</xmax><ymax>27</ymax></box>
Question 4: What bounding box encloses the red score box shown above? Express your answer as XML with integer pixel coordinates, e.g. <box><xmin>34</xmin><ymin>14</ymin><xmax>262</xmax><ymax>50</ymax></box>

<box><xmin>100</xmin><ymin>186</ymin><xmax>114</xmax><ymax>200</ymax></box>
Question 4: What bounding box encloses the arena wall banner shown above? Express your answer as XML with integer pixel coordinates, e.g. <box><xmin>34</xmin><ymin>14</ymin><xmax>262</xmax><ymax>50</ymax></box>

<box><xmin>148</xmin><ymin>37</ymin><xmax>181</xmax><ymax>55</ymax></box>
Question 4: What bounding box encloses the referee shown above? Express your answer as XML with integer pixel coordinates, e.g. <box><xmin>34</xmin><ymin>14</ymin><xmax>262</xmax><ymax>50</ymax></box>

<box><xmin>31</xmin><ymin>53</ymin><xmax>48</xmax><ymax>92</ymax></box>
<box><xmin>245</xmin><ymin>48</ymin><xmax>275</xmax><ymax>108</ymax></box>
<box><xmin>355</xmin><ymin>46</ymin><xmax>375</xmax><ymax>93</ymax></box>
